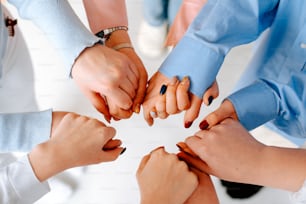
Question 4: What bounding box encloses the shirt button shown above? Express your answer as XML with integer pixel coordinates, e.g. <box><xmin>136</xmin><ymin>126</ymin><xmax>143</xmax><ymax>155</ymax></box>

<box><xmin>300</xmin><ymin>43</ymin><xmax>306</xmax><ymax>49</ymax></box>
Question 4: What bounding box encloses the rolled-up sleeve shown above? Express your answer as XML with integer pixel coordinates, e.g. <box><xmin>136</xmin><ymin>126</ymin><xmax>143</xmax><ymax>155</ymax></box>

<box><xmin>8</xmin><ymin>0</ymin><xmax>101</xmax><ymax>76</ymax></box>
<box><xmin>159</xmin><ymin>0</ymin><xmax>279</xmax><ymax>98</ymax></box>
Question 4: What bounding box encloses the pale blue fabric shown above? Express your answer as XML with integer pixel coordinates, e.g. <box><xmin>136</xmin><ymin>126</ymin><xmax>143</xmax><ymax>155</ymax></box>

<box><xmin>159</xmin><ymin>0</ymin><xmax>306</xmax><ymax>143</ymax></box>
<box><xmin>143</xmin><ymin>0</ymin><xmax>183</xmax><ymax>26</ymax></box>
<box><xmin>8</xmin><ymin>0</ymin><xmax>101</xmax><ymax>76</ymax></box>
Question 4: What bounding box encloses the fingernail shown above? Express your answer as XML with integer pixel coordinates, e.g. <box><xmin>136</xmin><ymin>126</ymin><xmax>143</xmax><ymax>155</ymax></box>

<box><xmin>170</xmin><ymin>76</ymin><xmax>178</xmax><ymax>85</ymax></box>
<box><xmin>159</xmin><ymin>84</ymin><xmax>167</xmax><ymax>95</ymax></box>
<box><xmin>181</xmin><ymin>76</ymin><xmax>190</xmax><ymax>85</ymax></box>
<box><xmin>184</xmin><ymin>121</ymin><xmax>193</xmax><ymax>128</ymax></box>
<box><xmin>120</xmin><ymin>147</ymin><xmax>127</xmax><ymax>155</ymax></box>
<box><xmin>199</xmin><ymin>120</ymin><xmax>209</xmax><ymax>130</ymax></box>
<box><xmin>134</xmin><ymin>104</ymin><xmax>140</xmax><ymax>114</ymax></box>
<box><xmin>208</xmin><ymin>96</ymin><xmax>214</xmax><ymax>106</ymax></box>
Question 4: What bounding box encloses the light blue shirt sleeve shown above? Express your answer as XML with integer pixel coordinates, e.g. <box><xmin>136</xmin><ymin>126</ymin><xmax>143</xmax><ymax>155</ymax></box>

<box><xmin>0</xmin><ymin>155</ymin><xmax>50</xmax><ymax>204</ymax></box>
<box><xmin>0</xmin><ymin>109</ymin><xmax>52</xmax><ymax>152</ymax></box>
<box><xmin>7</xmin><ymin>0</ymin><xmax>101</xmax><ymax>76</ymax></box>
<box><xmin>227</xmin><ymin>75</ymin><xmax>306</xmax><ymax>138</ymax></box>
<box><xmin>159</xmin><ymin>0</ymin><xmax>279</xmax><ymax>98</ymax></box>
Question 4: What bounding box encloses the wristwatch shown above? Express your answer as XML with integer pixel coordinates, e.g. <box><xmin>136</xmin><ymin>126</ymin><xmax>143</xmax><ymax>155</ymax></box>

<box><xmin>95</xmin><ymin>26</ymin><xmax>128</xmax><ymax>41</ymax></box>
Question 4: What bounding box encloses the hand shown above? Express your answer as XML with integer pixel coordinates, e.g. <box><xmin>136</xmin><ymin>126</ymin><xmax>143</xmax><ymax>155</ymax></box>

<box><xmin>136</xmin><ymin>147</ymin><xmax>198</xmax><ymax>204</ymax></box>
<box><xmin>143</xmin><ymin>72</ymin><xmax>192</xmax><ymax>126</ymax></box>
<box><xmin>185</xmin><ymin>118</ymin><xmax>265</xmax><ymax>184</ymax></box>
<box><xmin>199</xmin><ymin>99</ymin><xmax>238</xmax><ymax>130</ymax></box>
<box><xmin>177</xmin><ymin>152</ymin><xmax>219</xmax><ymax>204</ymax></box>
<box><xmin>71</xmin><ymin>43</ymin><xmax>139</xmax><ymax>122</ymax></box>
<box><xmin>142</xmin><ymin>71</ymin><xmax>219</xmax><ymax>128</ymax></box>
<box><xmin>29</xmin><ymin>112</ymin><xmax>125</xmax><ymax>181</ymax></box>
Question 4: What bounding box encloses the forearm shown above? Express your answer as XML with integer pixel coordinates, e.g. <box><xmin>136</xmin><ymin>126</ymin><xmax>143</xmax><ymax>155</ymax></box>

<box><xmin>83</xmin><ymin>0</ymin><xmax>128</xmax><ymax>33</ymax></box>
<box><xmin>256</xmin><ymin>146</ymin><xmax>306</xmax><ymax>192</ymax></box>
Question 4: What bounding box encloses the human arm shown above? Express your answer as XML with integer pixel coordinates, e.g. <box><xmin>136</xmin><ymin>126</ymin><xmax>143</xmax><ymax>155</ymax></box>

<box><xmin>83</xmin><ymin>0</ymin><xmax>148</xmax><ymax>118</ymax></box>
<box><xmin>143</xmin><ymin>0</ymin><xmax>279</xmax><ymax>125</ymax></box>
<box><xmin>8</xmin><ymin>0</ymin><xmax>139</xmax><ymax>122</ymax></box>
<box><xmin>177</xmin><ymin>152</ymin><xmax>219</xmax><ymax>204</ymax></box>
<box><xmin>185</xmin><ymin>118</ymin><xmax>306</xmax><ymax>192</ymax></box>
<box><xmin>136</xmin><ymin>147</ymin><xmax>198</xmax><ymax>204</ymax></box>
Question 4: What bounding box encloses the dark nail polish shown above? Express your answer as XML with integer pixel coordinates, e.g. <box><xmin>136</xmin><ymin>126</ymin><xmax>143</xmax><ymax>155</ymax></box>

<box><xmin>184</xmin><ymin>121</ymin><xmax>193</xmax><ymax>128</ymax></box>
<box><xmin>208</xmin><ymin>96</ymin><xmax>214</xmax><ymax>106</ymax></box>
<box><xmin>199</xmin><ymin>120</ymin><xmax>209</xmax><ymax>130</ymax></box>
<box><xmin>120</xmin><ymin>147</ymin><xmax>127</xmax><ymax>155</ymax></box>
<box><xmin>159</xmin><ymin>84</ymin><xmax>167</xmax><ymax>95</ymax></box>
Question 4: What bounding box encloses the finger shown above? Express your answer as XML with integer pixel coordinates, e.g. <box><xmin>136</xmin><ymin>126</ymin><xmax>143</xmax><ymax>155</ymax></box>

<box><xmin>119</xmin><ymin>77</ymin><xmax>136</xmax><ymax>99</ymax></box>
<box><xmin>203</xmin><ymin>81</ymin><xmax>219</xmax><ymax>106</ymax></box>
<box><xmin>184</xmin><ymin>94</ymin><xmax>202</xmax><ymax>128</ymax></box>
<box><xmin>137</xmin><ymin>154</ymin><xmax>151</xmax><ymax>176</ymax></box>
<box><xmin>101</xmin><ymin>146</ymin><xmax>126</xmax><ymax>162</ymax></box>
<box><xmin>107</xmin><ymin>88</ymin><xmax>133</xmax><ymax>110</ymax></box>
<box><xmin>176</xmin><ymin>76</ymin><xmax>191</xmax><ymax>110</ymax></box>
<box><xmin>87</xmin><ymin>91</ymin><xmax>111</xmax><ymax>123</ymax></box>
<box><xmin>132</xmin><ymin>67</ymin><xmax>148</xmax><ymax>114</ymax></box>
<box><xmin>166</xmin><ymin>76</ymin><xmax>179</xmax><ymax>114</ymax></box>
<box><xmin>125</xmin><ymin>61</ymin><xmax>139</xmax><ymax>90</ymax></box>
<box><xmin>143</xmin><ymin>105</ymin><xmax>154</xmax><ymax>126</ymax></box>
<box><xmin>176</xmin><ymin>142</ymin><xmax>197</xmax><ymax>157</ymax></box>
<box><xmin>199</xmin><ymin>99</ymin><xmax>237</xmax><ymax>130</ymax></box>
<box><xmin>156</xmin><ymin>85</ymin><xmax>168</xmax><ymax>119</ymax></box>
<box><xmin>103</xmin><ymin>139</ymin><xmax>122</xmax><ymax>150</ymax></box>
<box><xmin>177</xmin><ymin>152</ymin><xmax>210</xmax><ymax>174</ymax></box>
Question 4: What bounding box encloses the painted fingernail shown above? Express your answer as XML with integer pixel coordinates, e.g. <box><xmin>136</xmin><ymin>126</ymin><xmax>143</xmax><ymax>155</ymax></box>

<box><xmin>150</xmin><ymin>111</ymin><xmax>157</xmax><ymax>118</ymax></box>
<box><xmin>159</xmin><ymin>84</ymin><xmax>167</xmax><ymax>95</ymax></box>
<box><xmin>208</xmin><ymin>96</ymin><xmax>214</xmax><ymax>106</ymax></box>
<box><xmin>134</xmin><ymin>104</ymin><xmax>140</xmax><ymax>114</ymax></box>
<box><xmin>184</xmin><ymin>121</ymin><xmax>193</xmax><ymax>128</ymax></box>
<box><xmin>199</xmin><ymin>120</ymin><xmax>209</xmax><ymax>130</ymax></box>
<box><xmin>120</xmin><ymin>147</ymin><xmax>127</xmax><ymax>155</ymax></box>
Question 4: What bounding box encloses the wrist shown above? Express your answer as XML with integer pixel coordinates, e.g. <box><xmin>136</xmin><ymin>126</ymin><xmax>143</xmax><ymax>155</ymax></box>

<box><xmin>29</xmin><ymin>142</ymin><xmax>63</xmax><ymax>182</ymax></box>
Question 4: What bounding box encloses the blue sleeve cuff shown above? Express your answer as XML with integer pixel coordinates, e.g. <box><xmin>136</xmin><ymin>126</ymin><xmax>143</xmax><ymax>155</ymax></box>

<box><xmin>227</xmin><ymin>81</ymin><xmax>278</xmax><ymax>130</ymax></box>
<box><xmin>0</xmin><ymin>109</ymin><xmax>52</xmax><ymax>152</ymax></box>
<box><xmin>159</xmin><ymin>36</ymin><xmax>224</xmax><ymax>98</ymax></box>
<box><xmin>8</xmin><ymin>0</ymin><xmax>101</xmax><ymax>76</ymax></box>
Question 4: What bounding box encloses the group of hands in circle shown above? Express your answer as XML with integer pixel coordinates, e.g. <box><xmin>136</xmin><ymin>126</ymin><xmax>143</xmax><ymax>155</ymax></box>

<box><xmin>37</xmin><ymin>33</ymin><xmax>248</xmax><ymax>204</ymax></box>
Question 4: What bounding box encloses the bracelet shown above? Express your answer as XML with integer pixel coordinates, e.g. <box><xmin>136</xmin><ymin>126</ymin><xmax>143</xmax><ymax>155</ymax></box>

<box><xmin>95</xmin><ymin>26</ymin><xmax>128</xmax><ymax>41</ymax></box>
<box><xmin>112</xmin><ymin>43</ymin><xmax>134</xmax><ymax>51</ymax></box>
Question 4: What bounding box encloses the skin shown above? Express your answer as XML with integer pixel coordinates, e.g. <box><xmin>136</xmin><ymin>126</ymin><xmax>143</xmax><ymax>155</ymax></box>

<box><xmin>185</xmin><ymin>118</ymin><xmax>306</xmax><ymax>192</ymax></box>
<box><xmin>142</xmin><ymin>71</ymin><xmax>219</xmax><ymax>127</ymax></box>
<box><xmin>136</xmin><ymin>147</ymin><xmax>198</xmax><ymax>204</ymax></box>
<box><xmin>82</xmin><ymin>0</ymin><xmax>148</xmax><ymax>121</ymax></box>
<box><xmin>177</xmin><ymin>152</ymin><xmax>219</xmax><ymax>204</ymax></box>
<box><xmin>71</xmin><ymin>43</ymin><xmax>139</xmax><ymax>122</ymax></box>
<box><xmin>29</xmin><ymin>112</ymin><xmax>124</xmax><ymax>182</ymax></box>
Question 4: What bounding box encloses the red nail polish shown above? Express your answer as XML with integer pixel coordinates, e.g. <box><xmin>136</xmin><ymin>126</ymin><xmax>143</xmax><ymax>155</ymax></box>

<box><xmin>184</xmin><ymin>121</ymin><xmax>193</xmax><ymax>128</ymax></box>
<box><xmin>199</xmin><ymin>120</ymin><xmax>209</xmax><ymax>130</ymax></box>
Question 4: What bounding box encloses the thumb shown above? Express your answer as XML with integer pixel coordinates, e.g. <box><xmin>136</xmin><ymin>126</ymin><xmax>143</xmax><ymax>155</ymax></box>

<box><xmin>202</xmin><ymin>81</ymin><xmax>219</xmax><ymax>106</ymax></box>
<box><xmin>199</xmin><ymin>99</ymin><xmax>237</xmax><ymax>130</ymax></box>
